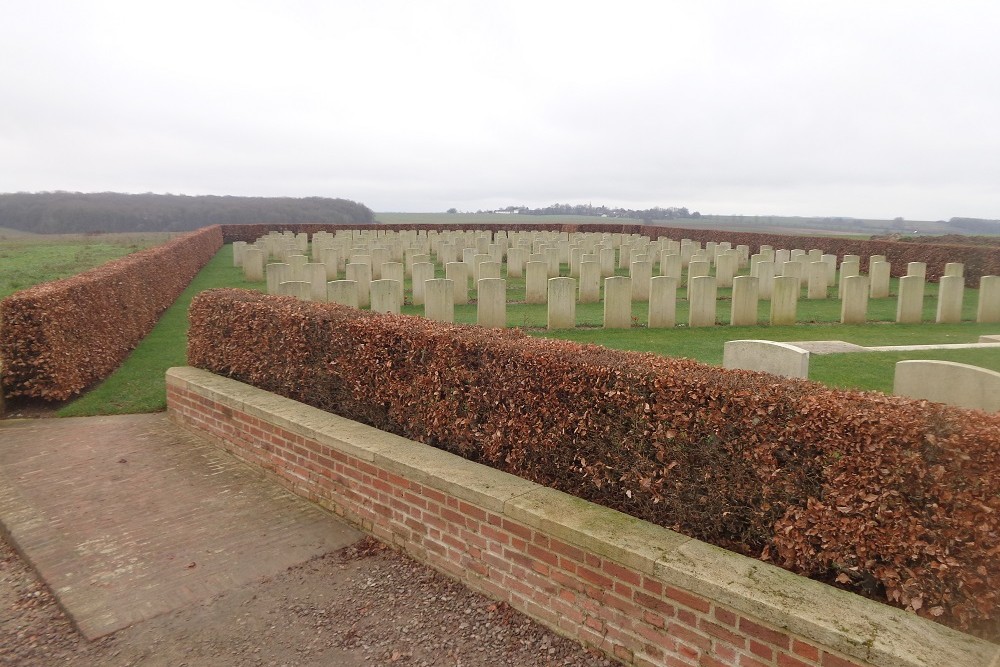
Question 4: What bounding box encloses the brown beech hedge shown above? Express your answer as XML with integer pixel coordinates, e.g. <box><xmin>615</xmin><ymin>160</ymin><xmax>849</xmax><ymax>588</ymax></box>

<box><xmin>188</xmin><ymin>289</ymin><xmax>999</xmax><ymax>634</ymax></box>
<box><xmin>0</xmin><ymin>226</ymin><xmax>223</xmax><ymax>401</ymax></box>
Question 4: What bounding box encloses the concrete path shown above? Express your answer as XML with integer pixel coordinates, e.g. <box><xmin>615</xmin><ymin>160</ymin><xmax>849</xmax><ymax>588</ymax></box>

<box><xmin>0</xmin><ymin>413</ymin><xmax>361</xmax><ymax>639</ymax></box>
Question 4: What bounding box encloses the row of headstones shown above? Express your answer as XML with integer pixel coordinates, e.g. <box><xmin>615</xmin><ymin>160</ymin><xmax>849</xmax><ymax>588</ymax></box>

<box><xmin>233</xmin><ymin>229</ymin><xmax>891</xmax><ymax>298</ymax></box>
<box><xmin>232</xmin><ymin>230</ymin><xmax>1000</xmax><ymax>326</ymax></box>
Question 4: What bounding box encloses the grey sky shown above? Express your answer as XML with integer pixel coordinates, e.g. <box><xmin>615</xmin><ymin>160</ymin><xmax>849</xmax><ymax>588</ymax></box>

<box><xmin>2</xmin><ymin>1</ymin><xmax>999</xmax><ymax>220</ymax></box>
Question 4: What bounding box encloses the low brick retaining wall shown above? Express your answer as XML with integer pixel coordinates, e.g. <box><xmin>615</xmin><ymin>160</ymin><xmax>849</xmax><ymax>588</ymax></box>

<box><xmin>165</xmin><ymin>367</ymin><xmax>997</xmax><ymax>667</ymax></box>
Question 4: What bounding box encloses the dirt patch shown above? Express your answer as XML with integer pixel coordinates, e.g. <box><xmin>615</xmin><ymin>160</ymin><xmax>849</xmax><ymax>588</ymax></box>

<box><xmin>0</xmin><ymin>398</ymin><xmax>68</xmax><ymax>420</ymax></box>
<box><xmin>1</xmin><ymin>534</ymin><xmax>614</xmax><ymax>667</ymax></box>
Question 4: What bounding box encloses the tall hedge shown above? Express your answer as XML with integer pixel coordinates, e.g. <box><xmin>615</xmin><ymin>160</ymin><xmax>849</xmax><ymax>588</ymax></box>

<box><xmin>0</xmin><ymin>226</ymin><xmax>223</xmax><ymax>400</ymax></box>
<box><xmin>187</xmin><ymin>289</ymin><xmax>999</xmax><ymax>634</ymax></box>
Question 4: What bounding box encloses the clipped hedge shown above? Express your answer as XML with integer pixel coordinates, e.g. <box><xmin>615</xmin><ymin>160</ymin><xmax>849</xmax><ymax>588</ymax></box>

<box><xmin>1</xmin><ymin>226</ymin><xmax>223</xmax><ymax>401</ymax></box>
<box><xmin>188</xmin><ymin>289</ymin><xmax>1000</xmax><ymax>635</ymax></box>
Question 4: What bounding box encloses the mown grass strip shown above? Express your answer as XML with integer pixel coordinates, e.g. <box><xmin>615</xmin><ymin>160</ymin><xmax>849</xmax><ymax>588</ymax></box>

<box><xmin>0</xmin><ymin>235</ymin><xmax>171</xmax><ymax>300</ymax></box>
<box><xmin>57</xmin><ymin>248</ymin><xmax>263</xmax><ymax>416</ymax></box>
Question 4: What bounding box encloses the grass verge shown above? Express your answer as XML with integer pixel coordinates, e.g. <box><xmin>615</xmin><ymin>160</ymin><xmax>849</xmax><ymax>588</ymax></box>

<box><xmin>56</xmin><ymin>248</ymin><xmax>263</xmax><ymax>416</ymax></box>
<box><xmin>0</xmin><ymin>234</ymin><xmax>173</xmax><ymax>300</ymax></box>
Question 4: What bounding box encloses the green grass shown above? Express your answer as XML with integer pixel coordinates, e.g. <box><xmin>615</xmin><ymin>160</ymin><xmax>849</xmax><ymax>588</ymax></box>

<box><xmin>57</xmin><ymin>249</ymin><xmax>264</xmax><ymax>416</ymax></box>
<box><xmin>810</xmin><ymin>348</ymin><xmax>1000</xmax><ymax>393</ymax></box>
<box><xmin>0</xmin><ymin>233</ymin><xmax>174</xmax><ymax>300</ymax></box>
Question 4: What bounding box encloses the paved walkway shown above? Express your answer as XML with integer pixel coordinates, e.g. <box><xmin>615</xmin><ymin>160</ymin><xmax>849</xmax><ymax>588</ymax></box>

<box><xmin>0</xmin><ymin>413</ymin><xmax>361</xmax><ymax>639</ymax></box>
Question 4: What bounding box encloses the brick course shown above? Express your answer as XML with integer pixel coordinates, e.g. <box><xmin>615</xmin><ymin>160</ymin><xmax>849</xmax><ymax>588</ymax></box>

<box><xmin>166</xmin><ymin>367</ymin><xmax>998</xmax><ymax>667</ymax></box>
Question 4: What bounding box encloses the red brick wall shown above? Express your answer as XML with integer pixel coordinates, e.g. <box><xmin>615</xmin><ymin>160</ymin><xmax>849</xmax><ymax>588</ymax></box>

<box><xmin>166</xmin><ymin>378</ymin><xmax>879</xmax><ymax>667</ymax></box>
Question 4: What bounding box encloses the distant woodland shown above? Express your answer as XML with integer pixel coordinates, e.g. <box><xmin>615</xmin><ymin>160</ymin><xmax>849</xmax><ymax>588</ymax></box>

<box><xmin>0</xmin><ymin>192</ymin><xmax>374</xmax><ymax>234</ymax></box>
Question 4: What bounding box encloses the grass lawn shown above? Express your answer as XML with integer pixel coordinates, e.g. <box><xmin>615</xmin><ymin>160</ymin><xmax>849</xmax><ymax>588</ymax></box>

<box><xmin>56</xmin><ymin>250</ymin><xmax>265</xmax><ymax>416</ymax></box>
<box><xmin>0</xmin><ymin>233</ymin><xmax>174</xmax><ymax>300</ymax></box>
<box><xmin>3</xmin><ymin>242</ymin><xmax>996</xmax><ymax>416</ymax></box>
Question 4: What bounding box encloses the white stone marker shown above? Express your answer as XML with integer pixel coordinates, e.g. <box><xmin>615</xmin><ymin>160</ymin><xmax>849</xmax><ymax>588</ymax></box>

<box><xmin>345</xmin><ymin>262</ymin><xmax>372</xmax><ymax>308</ymax></box>
<box><xmin>370</xmin><ymin>247</ymin><xmax>389</xmax><ymax>280</ymax></box>
<box><xmin>278</xmin><ymin>280</ymin><xmax>311</xmax><ymax>300</ymax></box>
<box><xmin>307</xmin><ymin>263</ymin><xmax>328</xmax><ymax>301</ymax></box>
<box><xmin>807</xmin><ymin>261</ymin><xmax>828</xmax><ymax>299</ymax></box>
<box><xmin>896</xmin><ymin>275</ymin><xmax>925</xmax><ymax>324</ymax></box>
<box><xmin>603</xmin><ymin>277</ymin><xmax>632</xmax><ymax>329</ymax></box>
<box><xmin>661</xmin><ymin>253</ymin><xmax>682</xmax><ymax>280</ymax></box>
<box><xmin>593</xmin><ymin>247</ymin><xmax>612</xmax><ymax>277</ymax></box>
<box><xmin>382</xmin><ymin>261</ymin><xmax>404</xmax><ymax>286</ymax></box>
<box><xmin>770</xmin><ymin>276</ymin><xmax>798</xmax><ymax>325</ymax></box>
<box><xmin>822</xmin><ymin>254</ymin><xmax>838</xmax><ymax>284</ymax></box>
<box><xmin>327</xmin><ymin>280</ymin><xmax>359</xmax><ymax>308</ymax></box>
<box><xmin>570</xmin><ymin>247</ymin><xmax>584</xmax><ymax>278</ymax></box>
<box><xmin>679</xmin><ymin>242</ymin><xmax>696</xmax><ymax>267</ymax></box>
<box><xmin>579</xmin><ymin>260</ymin><xmax>601</xmax><ymax>304</ymax></box>
<box><xmin>756</xmin><ymin>260</ymin><xmax>775</xmax><ymax>300</ymax></box>
<box><xmin>266</xmin><ymin>262</ymin><xmax>289</xmax><ymax>294</ymax></box>
<box><xmin>978</xmin><ymin>275</ymin><xmax>1000</xmax><ymax>323</ymax></box>
<box><xmin>525</xmin><ymin>261</ymin><xmax>548</xmax><ymax>304</ymax></box>
<box><xmin>715</xmin><ymin>252</ymin><xmax>738</xmax><ymax>288</ymax></box>
<box><xmin>438</xmin><ymin>242</ymin><xmax>457</xmax><ymax>266</ymax></box>
<box><xmin>730</xmin><ymin>276</ymin><xmax>759</xmax><ymax>326</ymax></box>
<box><xmin>936</xmin><ymin>275</ymin><xmax>964</xmax><ymax>323</ymax></box>
<box><xmin>544</xmin><ymin>247</ymin><xmax>561</xmax><ymax>278</ymax></box>
<box><xmin>841</xmin><ymin>275</ymin><xmax>869</xmax><ymax>324</ymax></box>
<box><xmin>907</xmin><ymin>262</ymin><xmax>927</xmax><ymax>278</ymax></box>
<box><xmin>287</xmin><ymin>254</ymin><xmax>309</xmax><ymax>281</ymax></box>
<box><xmin>688</xmin><ymin>276</ymin><xmax>717</xmax><ymax>327</ymax></box>
<box><xmin>475</xmin><ymin>259</ymin><xmax>499</xmax><ymax>291</ymax></box>
<box><xmin>477</xmin><ymin>278</ymin><xmax>507</xmax><ymax>328</ymax></box>
<box><xmin>838</xmin><ymin>260</ymin><xmax>860</xmax><ymax>299</ymax></box>
<box><xmin>472</xmin><ymin>253</ymin><xmax>491</xmax><ymax>283</ymax></box>
<box><xmin>294</xmin><ymin>232</ymin><xmax>308</xmax><ymax>253</ymax></box>
<box><xmin>687</xmin><ymin>260</ymin><xmax>711</xmax><ymax>294</ymax></box>
<box><xmin>319</xmin><ymin>247</ymin><xmax>341</xmax><ymax>280</ymax></box>
<box><xmin>547</xmin><ymin>277</ymin><xmax>577</xmax><ymax>329</ymax></box>
<box><xmin>630</xmin><ymin>260</ymin><xmax>652</xmax><ymax>301</ymax></box>
<box><xmin>411</xmin><ymin>261</ymin><xmax>434</xmax><ymax>306</ymax></box>
<box><xmin>424</xmin><ymin>279</ymin><xmax>454</xmax><ymax>323</ymax></box>
<box><xmin>781</xmin><ymin>260</ymin><xmax>804</xmax><ymax>292</ymax></box>
<box><xmin>869</xmin><ymin>260</ymin><xmax>891</xmax><ymax>299</ymax></box>
<box><xmin>445</xmin><ymin>262</ymin><xmax>470</xmax><ymax>305</ymax></box>
<box><xmin>618</xmin><ymin>244</ymin><xmax>632</xmax><ymax>270</ymax></box>
<box><xmin>371</xmin><ymin>279</ymin><xmax>402</xmax><ymax>314</ymax></box>
<box><xmin>243</xmin><ymin>248</ymin><xmax>266</xmax><ymax>281</ymax></box>
<box><xmin>648</xmin><ymin>276</ymin><xmax>678</xmax><ymax>328</ymax></box>
<box><xmin>233</xmin><ymin>241</ymin><xmax>248</xmax><ymax>267</ymax></box>
<box><xmin>944</xmin><ymin>262</ymin><xmax>965</xmax><ymax>277</ymax></box>
<box><xmin>736</xmin><ymin>244</ymin><xmax>750</xmax><ymax>268</ymax></box>
<box><xmin>507</xmin><ymin>247</ymin><xmax>527</xmax><ymax>278</ymax></box>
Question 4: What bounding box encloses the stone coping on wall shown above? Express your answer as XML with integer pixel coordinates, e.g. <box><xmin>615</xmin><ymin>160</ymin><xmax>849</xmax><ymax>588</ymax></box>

<box><xmin>165</xmin><ymin>366</ymin><xmax>998</xmax><ymax>667</ymax></box>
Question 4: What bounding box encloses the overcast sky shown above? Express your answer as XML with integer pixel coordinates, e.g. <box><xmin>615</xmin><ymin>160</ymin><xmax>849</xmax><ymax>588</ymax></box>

<box><xmin>2</xmin><ymin>1</ymin><xmax>999</xmax><ymax>220</ymax></box>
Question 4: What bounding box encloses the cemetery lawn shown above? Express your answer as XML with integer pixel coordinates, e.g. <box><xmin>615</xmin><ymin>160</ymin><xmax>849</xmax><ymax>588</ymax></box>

<box><xmin>0</xmin><ymin>233</ymin><xmax>174</xmax><ymax>300</ymax></box>
<box><xmin>14</xmin><ymin>243</ymin><xmax>996</xmax><ymax>416</ymax></box>
<box><xmin>540</xmin><ymin>323</ymin><xmax>1000</xmax><ymax>394</ymax></box>
<box><xmin>56</xmin><ymin>249</ymin><xmax>265</xmax><ymax>417</ymax></box>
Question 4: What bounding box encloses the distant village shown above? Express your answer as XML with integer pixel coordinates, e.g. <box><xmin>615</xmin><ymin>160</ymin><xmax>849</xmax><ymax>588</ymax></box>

<box><xmin>468</xmin><ymin>203</ymin><xmax>699</xmax><ymax>220</ymax></box>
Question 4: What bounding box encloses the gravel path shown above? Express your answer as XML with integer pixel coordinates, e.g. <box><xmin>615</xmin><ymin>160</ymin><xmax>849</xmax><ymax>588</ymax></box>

<box><xmin>1</xmin><ymin>533</ymin><xmax>614</xmax><ymax>667</ymax></box>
